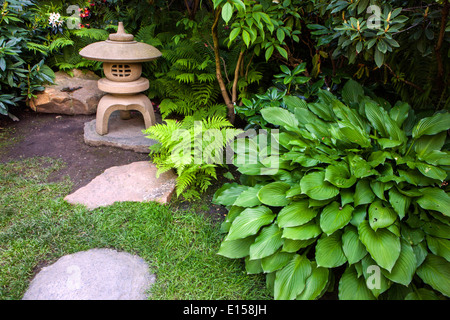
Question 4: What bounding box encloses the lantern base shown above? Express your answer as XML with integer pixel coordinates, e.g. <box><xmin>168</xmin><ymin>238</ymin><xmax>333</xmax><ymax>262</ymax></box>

<box><xmin>96</xmin><ymin>93</ymin><xmax>155</xmax><ymax>136</ymax></box>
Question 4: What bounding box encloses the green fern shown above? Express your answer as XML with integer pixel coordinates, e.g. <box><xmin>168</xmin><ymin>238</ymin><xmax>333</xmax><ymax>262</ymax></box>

<box><xmin>144</xmin><ymin>115</ymin><xmax>243</xmax><ymax>199</ymax></box>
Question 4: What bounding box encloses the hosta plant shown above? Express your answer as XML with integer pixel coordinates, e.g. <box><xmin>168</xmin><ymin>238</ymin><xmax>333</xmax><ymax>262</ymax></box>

<box><xmin>213</xmin><ymin>80</ymin><xmax>450</xmax><ymax>300</ymax></box>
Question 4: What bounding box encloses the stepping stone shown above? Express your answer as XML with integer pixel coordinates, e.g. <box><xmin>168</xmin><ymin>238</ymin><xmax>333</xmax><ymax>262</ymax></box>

<box><xmin>22</xmin><ymin>248</ymin><xmax>155</xmax><ymax>300</ymax></box>
<box><xmin>84</xmin><ymin>111</ymin><xmax>160</xmax><ymax>153</ymax></box>
<box><xmin>64</xmin><ymin>161</ymin><xmax>177</xmax><ymax>210</ymax></box>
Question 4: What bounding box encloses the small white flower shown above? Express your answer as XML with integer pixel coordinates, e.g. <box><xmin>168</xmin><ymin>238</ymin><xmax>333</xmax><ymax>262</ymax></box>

<box><xmin>49</xmin><ymin>12</ymin><xmax>63</xmax><ymax>28</ymax></box>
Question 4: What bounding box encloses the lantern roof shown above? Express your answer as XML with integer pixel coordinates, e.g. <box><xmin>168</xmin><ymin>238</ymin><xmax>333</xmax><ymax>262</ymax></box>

<box><xmin>79</xmin><ymin>22</ymin><xmax>162</xmax><ymax>63</ymax></box>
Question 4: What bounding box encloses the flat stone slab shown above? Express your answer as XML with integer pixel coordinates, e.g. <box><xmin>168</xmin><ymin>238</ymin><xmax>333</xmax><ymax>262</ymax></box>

<box><xmin>22</xmin><ymin>248</ymin><xmax>155</xmax><ymax>300</ymax></box>
<box><xmin>84</xmin><ymin>111</ymin><xmax>160</xmax><ymax>153</ymax></box>
<box><xmin>64</xmin><ymin>161</ymin><xmax>177</xmax><ymax>210</ymax></box>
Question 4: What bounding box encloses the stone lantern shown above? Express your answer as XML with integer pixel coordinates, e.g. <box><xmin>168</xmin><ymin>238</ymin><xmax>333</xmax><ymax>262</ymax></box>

<box><xmin>79</xmin><ymin>22</ymin><xmax>161</xmax><ymax>135</ymax></box>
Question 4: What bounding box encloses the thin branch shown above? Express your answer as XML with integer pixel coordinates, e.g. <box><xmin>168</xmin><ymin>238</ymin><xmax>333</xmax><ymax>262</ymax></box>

<box><xmin>384</xmin><ymin>63</ymin><xmax>424</xmax><ymax>93</ymax></box>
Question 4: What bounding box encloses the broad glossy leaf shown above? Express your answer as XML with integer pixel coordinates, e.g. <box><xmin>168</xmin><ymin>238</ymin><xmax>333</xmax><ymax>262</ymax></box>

<box><xmin>415</xmin><ymin>162</ymin><xmax>447</xmax><ymax>181</ymax></box>
<box><xmin>260</xmin><ymin>107</ymin><xmax>299</xmax><ymax>132</ymax></box>
<box><xmin>274</xmin><ymin>254</ymin><xmax>312</xmax><ymax>300</ymax></box>
<box><xmin>388</xmin><ymin>187</ymin><xmax>411</xmax><ymax>220</ymax></box>
<box><xmin>315</xmin><ymin>231</ymin><xmax>347</xmax><ymax>268</ymax></box>
<box><xmin>414</xmin><ymin>132</ymin><xmax>446</xmax><ymax>158</ymax></box>
<box><xmin>319</xmin><ymin>202</ymin><xmax>354</xmax><ymax>235</ymax></box>
<box><xmin>277</xmin><ymin>200</ymin><xmax>318</xmax><ymax>228</ymax></box>
<box><xmin>354</xmin><ymin>180</ymin><xmax>375</xmax><ymax>206</ymax></box>
<box><xmin>281</xmin><ymin>238</ymin><xmax>316</xmax><ymax>253</ymax></box>
<box><xmin>245</xmin><ymin>256</ymin><xmax>262</xmax><ymax>274</ymax></box>
<box><xmin>405</xmin><ymin>288</ymin><xmax>441</xmax><ymax>300</ymax></box>
<box><xmin>389</xmin><ymin>101</ymin><xmax>411</xmax><ymax>127</ymax></box>
<box><xmin>368</xmin><ymin>200</ymin><xmax>397</xmax><ymax>231</ymax></box>
<box><xmin>417</xmin><ymin>188</ymin><xmax>450</xmax><ymax>217</ymax></box>
<box><xmin>300</xmin><ymin>171</ymin><xmax>339</xmax><ymax>200</ymax></box>
<box><xmin>341</xmin><ymin>79</ymin><xmax>364</xmax><ymax>105</ymax></box>
<box><xmin>282</xmin><ymin>220</ymin><xmax>321</xmax><ymax>240</ymax></box>
<box><xmin>426</xmin><ymin>235</ymin><xmax>450</xmax><ymax>262</ymax></box>
<box><xmin>213</xmin><ymin>183</ymin><xmax>248</xmax><ymax>206</ymax></box>
<box><xmin>234</xmin><ymin>185</ymin><xmax>262</xmax><ymax>207</ymax></box>
<box><xmin>218</xmin><ymin>236</ymin><xmax>256</xmax><ymax>258</ymax></box>
<box><xmin>338</xmin><ymin>265</ymin><xmax>376</xmax><ymax>300</ymax></box>
<box><xmin>296</xmin><ymin>262</ymin><xmax>329</xmax><ymax>300</ymax></box>
<box><xmin>382</xmin><ymin>239</ymin><xmax>416</xmax><ymax>286</ymax></box>
<box><xmin>227</xmin><ymin>206</ymin><xmax>275</xmax><ymax>240</ymax></box>
<box><xmin>412</xmin><ymin>112</ymin><xmax>450</xmax><ymax>139</ymax></box>
<box><xmin>249</xmin><ymin>223</ymin><xmax>283</xmax><ymax>260</ymax></box>
<box><xmin>342</xmin><ymin>225</ymin><xmax>367</xmax><ymax>264</ymax></box>
<box><xmin>358</xmin><ymin>220</ymin><xmax>401</xmax><ymax>272</ymax></box>
<box><xmin>416</xmin><ymin>254</ymin><xmax>450</xmax><ymax>297</ymax></box>
<box><xmin>222</xmin><ymin>2</ymin><xmax>233</xmax><ymax>24</ymax></box>
<box><xmin>325</xmin><ymin>162</ymin><xmax>357</xmax><ymax>188</ymax></box>
<box><xmin>257</xmin><ymin>181</ymin><xmax>291</xmax><ymax>207</ymax></box>
<box><xmin>262</xmin><ymin>251</ymin><xmax>294</xmax><ymax>273</ymax></box>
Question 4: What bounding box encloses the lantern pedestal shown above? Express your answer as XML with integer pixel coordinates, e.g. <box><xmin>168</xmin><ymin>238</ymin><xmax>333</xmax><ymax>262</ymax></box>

<box><xmin>96</xmin><ymin>94</ymin><xmax>156</xmax><ymax>136</ymax></box>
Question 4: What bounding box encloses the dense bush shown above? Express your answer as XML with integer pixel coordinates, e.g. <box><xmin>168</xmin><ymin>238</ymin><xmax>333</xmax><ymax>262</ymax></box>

<box><xmin>213</xmin><ymin>79</ymin><xmax>450</xmax><ymax>299</ymax></box>
<box><xmin>0</xmin><ymin>0</ymin><xmax>54</xmax><ymax>118</ymax></box>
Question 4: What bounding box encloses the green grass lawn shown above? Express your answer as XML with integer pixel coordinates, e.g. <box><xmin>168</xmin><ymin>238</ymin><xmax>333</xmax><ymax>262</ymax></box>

<box><xmin>0</xmin><ymin>157</ymin><xmax>270</xmax><ymax>300</ymax></box>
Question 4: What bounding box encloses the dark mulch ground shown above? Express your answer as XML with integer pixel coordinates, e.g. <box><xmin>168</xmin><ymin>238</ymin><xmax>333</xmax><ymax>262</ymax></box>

<box><xmin>0</xmin><ymin>108</ymin><xmax>149</xmax><ymax>192</ymax></box>
<box><xmin>0</xmin><ymin>107</ymin><xmax>229</xmax><ymax>221</ymax></box>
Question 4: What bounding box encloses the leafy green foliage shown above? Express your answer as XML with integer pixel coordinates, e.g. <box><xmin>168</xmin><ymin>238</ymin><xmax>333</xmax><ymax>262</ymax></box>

<box><xmin>0</xmin><ymin>0</ymin><xmax>55</xmax><ymax>117</ymax></box>
<box><xmin>213</xmin><ymin>79</ymin><xmax>450</xmax><ymax>300</ymax></box>
<box><xmin>144</xmin><ymin>115</ymin><xmax>242</xmax><ymax>199</ymax></box>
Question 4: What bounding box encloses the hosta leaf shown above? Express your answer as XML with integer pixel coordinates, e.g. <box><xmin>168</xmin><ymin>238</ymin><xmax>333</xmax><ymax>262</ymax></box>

<box><xmin>389</xmin><ymin>101</ymin><xmax>410</xmax><ymax>127</ymax></box>
<box><xmin>274</xmin><ymin>254</ymin><xmax>312</xmax><ymax>300</ymax></box>
<box><xmin>368</xmin><ymin>200</ymin><xmax>397</xmax><ymax>231</ymax></box>
<box><xmin>257</xmin><ymin>182</ymin><xmax>291</xmax><ymax>207</ymax></box>
<box><xmin>338</xmin><ymin>265</ymin><xmax>376</xmax><ymax>300</ymax></box>
<box><xmin>388</xmin><ymin>187</ymin><xmax>411</xmax><ymax>220</ymax></box>
<box><xmin>426</xmin><ymin>235</ymin><xmax>450</xmax><ymax>262</ymax></box>
<box><xmin>382</xmin><ymin>239</ymin><xmax>416</xmax><ymax>286</ymax></box>
<box><xmin>412</xmin><ymin>112</ymin><xmax>450</xmax><ymax>139</ymax></box>
<box><xmin>415</xmin><ymin>162</ymin><xmax>447</xmax><ymax>181</ymax></box>
<box><xmin>296</xmin><ymin>262</ymin><xmax>329</xmax><ymax>300</ymax></box>
<box><xmin>414</xmin><ymin>132</ymin><xmax>446</xmax><ymax>159</ymax></box>
<box><xmin>423</xmin><ymin>220</ymin><xmax>450</xmax><ymax>239</ymax></box>
<box><xmin>218</xmin><ymin>236</ymin><xmax>256</xmax><ymax>258</ymax></box>
<box><xmin>315</xmin><ymin>231</ymin><xmax>347</xmax><ymax>268</ymax></box>
<box><xmin>249</xmin><ymin>223</ymin><xmax>284</xmax><ymax>260</ymax></box>
<box><xmin>245</xmin><ymin>256</ymin><xmax>263</xmax><ymax>274</ymax></box>
<box><xmin>358</xmin><ymin>220</ymin><xmax>401</xmax><ymax>272</ymax></box>
<box><xmin>277</xmin><ymin>200</ymin><xmax>318</xmax><ymax>228</ymax></box>
<box><xmin>282</xmin><ymin>238</ymin><xmax>316</xmax><ymax>253</ymax></box>
<box><xmin>341</xmin><ymin>79</ymin><xmax>364</xmax><ymax>105</ymax></box>
<box><xmin>405</xmin><ymin>288</ymin><xmax>441</xmax><ymax>300</ymax></box>
<box><xmin>261</xmin><ymin>107</ymin><xmax>299</xmax><ymax>132</ymax></box>
<box><xmin>213</xmin><ymin>183</ymin><xmax>248</xmax><ymax>206</ymax></box>
<box><xmin>325</xmin><ymin>162</ymin><xmax>357</xmax><ymax>188</ymax></box>
<box><xmin>348</xmin><ymin>154</ymin><xmax>377</xmax><ymax>178</ymax></box>
<box><xmin>262</xmin><ymin>251</ymin><xmax>294</xmax><ymax>273</ymax></box>
<box><xmin>234</xmin><ymin>185</ymin><xmax>262</xmax><ymax>207</ymax></box>
<box><xmin>354</xmin><ymin>180</ymin><xmax>375</xmax><ymax>206</ymax></box>
<box><xmin>282</xmin><ymin>221</ymin><xmax>322</xmax><ymax>240</ymax></box>
<box><xmin>417</xmin><ymin>188</ymin><xmax>450</xmax><ymax>217</ymax></box>
<box><xmin>300</xmin><ymin>171</ymin><xmax>339</xmax><ymax>200</ymax></box>
<box><xmin>319</xmin><ymin>202</ymin><xmax>354</xmax><ymax>235</ymax></box>
<box><xmin>227</xmin><ymin>206</ymin><xmax>275</xmax><ymax>240</ymax></box>
<box><xmin>342</xmin><ymin>225</ymin><xmax>367</xmax><ymax>264</ymax></box>
<box><xmin>416</xmin><ymin>254</ymin><xmax>450</xmax><ymax>297</ymax></box>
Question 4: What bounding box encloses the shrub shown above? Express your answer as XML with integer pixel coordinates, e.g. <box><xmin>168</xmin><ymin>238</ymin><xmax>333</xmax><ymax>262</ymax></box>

<box><xmin>0</xmin><ymin>0</ymin><xmax>55</xmax><ymax>118</ymax></box>
<box><xmin>213</xmin><ymin>79</ymin><xmax>450</xmax><ymax>300</ymax></box>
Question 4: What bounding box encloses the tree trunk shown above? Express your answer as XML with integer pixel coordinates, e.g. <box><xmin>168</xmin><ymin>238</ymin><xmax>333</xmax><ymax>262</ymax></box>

<box><xmin>435</xmin><ymin>0</ymin><xmax>449</xmax><ymax>93</ymax></box>
<box><xmin>212</xmin><ymin>8</ymin><xmax>235</xmax><ymax>124</ymax></box>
